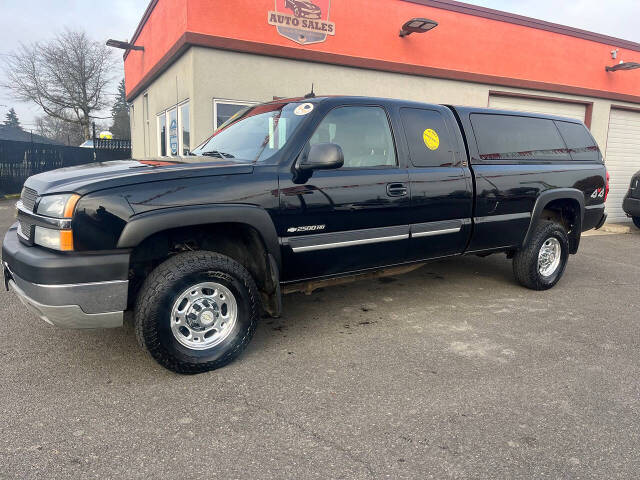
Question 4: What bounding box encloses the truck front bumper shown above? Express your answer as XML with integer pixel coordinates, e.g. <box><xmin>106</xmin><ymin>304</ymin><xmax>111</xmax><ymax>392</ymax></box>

<box><xmin>2</xmin><ymin>224</ymin><xmax>129</xmax><ymax>329</ymax></box>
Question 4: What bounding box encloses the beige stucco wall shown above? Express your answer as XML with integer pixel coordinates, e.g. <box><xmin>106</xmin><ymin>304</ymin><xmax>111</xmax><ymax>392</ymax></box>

<box><xmin>130</xmin><ymin>45</ymin><xmax>640</xmax><ymax>160</ymax></box>
<box><xmin>129</xmin><ymin>49</ymin><xmax>195</xmax><ymax>158</ymax></box>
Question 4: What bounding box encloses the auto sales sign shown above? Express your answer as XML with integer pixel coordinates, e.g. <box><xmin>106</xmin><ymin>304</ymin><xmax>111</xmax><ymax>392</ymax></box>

<box><xmin>268</xmin><ymin>0</ymin><xmax>335</xmax><ymax>45</ymax></box>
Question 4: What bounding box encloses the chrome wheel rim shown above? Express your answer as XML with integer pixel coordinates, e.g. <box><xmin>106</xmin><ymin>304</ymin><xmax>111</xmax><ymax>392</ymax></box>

<box><xmin>538</xmin><ymin>237</ymin><xmax>562</xmax><ymax>277</ymax></box>
<box><xmin>170</xmin><ymin>282</ymin><xmax>238</xmax><ymax>350</ymax></box>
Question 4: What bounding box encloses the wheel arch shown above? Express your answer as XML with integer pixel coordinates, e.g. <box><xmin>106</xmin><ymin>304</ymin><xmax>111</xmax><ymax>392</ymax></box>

<box><xmin>118</xmin><ymin>204</ymin><xmax>281</xmax><ymax>267</ymax></box>
<box><xmin>523</xmin><ymin>189</ymin><xmax>585</xmax><ymax>254</ymax></box>
<box><xmin>118</xmin><ymin>204</ymin><xmax>282</xmax><ymax>317</ymax></box>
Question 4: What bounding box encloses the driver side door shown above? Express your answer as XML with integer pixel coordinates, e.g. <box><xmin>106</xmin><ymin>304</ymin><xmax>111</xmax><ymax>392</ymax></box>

<box><xmin>277</xmin><ymin>105</ymin><xmax>411</xmax><ymax>282</ymax></box>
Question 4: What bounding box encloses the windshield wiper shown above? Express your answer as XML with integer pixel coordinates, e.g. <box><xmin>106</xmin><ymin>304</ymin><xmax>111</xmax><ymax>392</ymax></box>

<box><xmin>200</xmin><ymin>150</ymin><xmax>236</xmax><ymax>159</ymax></box>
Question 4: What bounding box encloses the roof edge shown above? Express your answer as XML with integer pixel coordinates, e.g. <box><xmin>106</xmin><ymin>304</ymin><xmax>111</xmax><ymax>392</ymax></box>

<box><xmin>123</xmin><ymin>0</ymin><xmax>159</xmax><ymax>60</ymax></box>
<box><xmin>403</xmin><ymin>0</ymin><xmax>640</xmax><ymax>52</ymax></box>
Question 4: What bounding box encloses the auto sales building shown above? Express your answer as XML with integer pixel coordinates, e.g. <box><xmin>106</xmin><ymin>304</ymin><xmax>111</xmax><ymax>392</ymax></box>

<box><xmin>123</xmin><ymin>0</ymin><xmax>640</xmax><ymax>222</ymax></box>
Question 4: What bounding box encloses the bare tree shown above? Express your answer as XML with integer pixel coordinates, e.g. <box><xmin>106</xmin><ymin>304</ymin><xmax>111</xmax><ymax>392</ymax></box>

<box><xmin>35</xmin><ymin>114</ymin><xmax>85</xmax><ymax>146</ymax></box>
<box><xmin>3</xmin><ymin>29</ymin><xmax>115</xmax><ymax>140</ymax></box>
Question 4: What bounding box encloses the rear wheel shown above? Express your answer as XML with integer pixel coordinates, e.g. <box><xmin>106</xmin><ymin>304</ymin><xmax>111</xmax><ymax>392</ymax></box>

<box><xmin>135</xmin><ymin>251</ymin><xmax>259</xmax><ymax>374</ymax></box>
<box><xmin>513</xmin><ymin>220</ymin><xmax>569</xmax><ymax>290</ymax></box>
<box><xmin>633</xmin><ymin>217</ymin><xmax>640</xmax><ymax>229</ymax></box>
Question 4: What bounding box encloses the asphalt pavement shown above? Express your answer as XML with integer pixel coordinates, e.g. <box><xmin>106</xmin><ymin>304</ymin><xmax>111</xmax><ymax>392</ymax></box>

<box><xmin>0</xmin><ymin>198</ymin><xmax>639</xmax><ymax>479</ymax></box>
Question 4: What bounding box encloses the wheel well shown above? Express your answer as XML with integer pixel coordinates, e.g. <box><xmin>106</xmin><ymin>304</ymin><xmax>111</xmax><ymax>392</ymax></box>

<box><xmin>127</xmin><ymin>223</ymin><xmax>279</xmax><ymax>315</ymax></box>
<box><xmin>540</xmin><ymin>198</ymin><xmax>582</xmax><ymax>253</ymax></box>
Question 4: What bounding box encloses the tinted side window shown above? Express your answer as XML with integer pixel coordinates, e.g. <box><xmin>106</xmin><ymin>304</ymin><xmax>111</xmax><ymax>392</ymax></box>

<box><xmin>310</xmin><ymin>106</ymin><xmax>396</xmax><ymax>168</ymax></box>
<box><xmin>470</xmin><ymin>114</ymin><xmax>570</xmax><ymax>161</ymax></box>
<box><xmin>400</xmin><ymin>108</ymin><xmax>454</xmax><ymax>167</ymax></box>
<box><xmin>555</xmin><ymin>121</ymin><xmax>600</xmax><ymax>161</ymax></box>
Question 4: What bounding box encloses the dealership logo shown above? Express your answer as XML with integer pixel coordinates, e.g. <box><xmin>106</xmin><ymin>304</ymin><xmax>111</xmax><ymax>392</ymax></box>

<box><xmin>268</xmin><ymin>0</ymin><xmax>335</xmax><ymax>45</ymax></box>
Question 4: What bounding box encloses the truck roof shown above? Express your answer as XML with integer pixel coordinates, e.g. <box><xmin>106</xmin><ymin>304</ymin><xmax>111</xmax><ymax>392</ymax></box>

<box><xmin>268</xmin><ymin>95</ymin><xmax>586</xmax><ymax>126</ymax></box>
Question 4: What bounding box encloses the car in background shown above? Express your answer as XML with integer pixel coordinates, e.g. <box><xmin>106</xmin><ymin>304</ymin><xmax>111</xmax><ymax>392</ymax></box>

<box><xmin>622</xmin><ymin>170</ymin><xmax>640</xmax><ymax>229</ymax></box>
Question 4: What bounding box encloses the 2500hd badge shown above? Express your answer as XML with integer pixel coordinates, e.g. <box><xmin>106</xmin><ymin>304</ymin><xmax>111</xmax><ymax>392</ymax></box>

<box><xmin>2</xmin><ymin>96</ymin><xmax>608</xmax><ymax>374</ymax></box>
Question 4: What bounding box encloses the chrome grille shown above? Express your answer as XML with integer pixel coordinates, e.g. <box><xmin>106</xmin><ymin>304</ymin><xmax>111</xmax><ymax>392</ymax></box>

<box><xmin>21</xmin><ymin>187</ymin><xmax>38</xmax><ymax>212</ymax></box>
<box><xmin>18</xmin><ymin>217</ymin><xmax>34</xmax><ymax>241</ymax></box>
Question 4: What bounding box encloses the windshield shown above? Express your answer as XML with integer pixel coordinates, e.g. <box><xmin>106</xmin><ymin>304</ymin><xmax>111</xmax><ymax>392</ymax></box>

<box><xmin>191</xmin><ymin>102</ymin><xmax>310</xmax><ymax>163</ymax></box>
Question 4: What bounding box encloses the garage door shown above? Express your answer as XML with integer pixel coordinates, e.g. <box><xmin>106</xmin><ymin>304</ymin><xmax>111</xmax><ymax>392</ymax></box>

<box><xmin>488</xmin><ymin>94</ymin><xmax>587</xmax><ymax>122</ymax></box>
<box><xmin>604</xmin><ymin>108</ymin><xmax>640</xmax><ymax>222</ymax></box>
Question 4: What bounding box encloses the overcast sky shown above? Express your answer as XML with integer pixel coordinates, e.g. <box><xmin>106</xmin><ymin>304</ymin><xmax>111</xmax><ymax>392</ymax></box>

<box><xmin>1</xmin><ymin>0</ymin><xmax>638</xmax><ymax>128</ymax></box>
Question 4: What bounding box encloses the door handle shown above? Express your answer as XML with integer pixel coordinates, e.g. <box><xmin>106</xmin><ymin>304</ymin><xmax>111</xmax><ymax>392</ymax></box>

<box><xmin>386</xmin><ymin>183</ymin><xmax>408</xmax><ymax>197</ymax></box>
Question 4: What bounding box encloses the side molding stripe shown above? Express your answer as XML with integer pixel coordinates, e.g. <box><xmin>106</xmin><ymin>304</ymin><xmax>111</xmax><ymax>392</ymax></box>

<box><xmin>412</xmin><ymin>227</ymin><xmax>461</xmax><ymax>238</ymax></box>
<box><xmin>474</xmin><ymin>212</ymin><xmax>531</xmax><ymax>223</ymax></box>
<box><xmin>291</xmin><ymin>234</ymin><xmax>409</xmax><ymax>253</ymax></box>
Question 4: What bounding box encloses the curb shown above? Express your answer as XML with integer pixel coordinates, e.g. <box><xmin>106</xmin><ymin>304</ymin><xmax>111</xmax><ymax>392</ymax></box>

<box><xmin>2</xmin><ymin>194</ymin><xmax>19</xmax><ymax>200</ymax></box>
<box><xmin>599</xmin><ymin>223</ymin><xmax>634</xmax><ymax>234</ymax></box>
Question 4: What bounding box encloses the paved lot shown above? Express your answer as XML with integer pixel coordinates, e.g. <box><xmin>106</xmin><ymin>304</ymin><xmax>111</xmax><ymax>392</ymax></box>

<box><xmin>0</xmin><ymin>198</ymin><xmax>639</xmax><ymax>479</ymax></box>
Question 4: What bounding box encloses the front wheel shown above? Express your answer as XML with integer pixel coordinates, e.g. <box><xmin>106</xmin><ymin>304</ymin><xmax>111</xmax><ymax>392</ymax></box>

<box><xmin>633</xmin><ymin>217</ymin><xmax>640</xmax><ymax>229</ymax></box>
<box><xmin>135</xmin><ymin>251</ymin><xmax>260</xmax><ymax>374</ymax></box>
<box><xmin>512</xmin><ymin>220</ymin><xmax>569</xmax><ymax>290</ymax></box>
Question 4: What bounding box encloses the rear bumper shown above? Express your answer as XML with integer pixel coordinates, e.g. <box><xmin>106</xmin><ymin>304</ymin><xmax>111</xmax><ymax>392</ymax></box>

<box><xmin>583</xmin><ymin>205</ymin><xmax>607</xmax><ymax>231</ymax></box>
<box><xmin>2</xmin><ymin>224</ymin><xmax>129</xmax><ymax>328</ymax></box>
<box><xmin>623</xmin><ymin>196</ymin><xmax>640</xmax><ymax>218</ymax></box>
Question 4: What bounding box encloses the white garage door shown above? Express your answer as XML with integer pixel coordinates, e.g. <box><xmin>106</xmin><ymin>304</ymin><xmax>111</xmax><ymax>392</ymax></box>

<box><xmin>604</xmin><ymin>108</ymin><xmax>640</xmax><ymax>222</ymax></box>
<box><xmin>488</xmin><ymin>94</ymin><xmax>587</xmax><ymax>122</ymax></box>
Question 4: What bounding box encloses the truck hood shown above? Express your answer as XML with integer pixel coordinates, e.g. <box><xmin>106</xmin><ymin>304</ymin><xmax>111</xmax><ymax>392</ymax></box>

<box><xmin>24</xmin><ymin>158</ymin><xmax>254</xmax><ymax>195</ymax></box>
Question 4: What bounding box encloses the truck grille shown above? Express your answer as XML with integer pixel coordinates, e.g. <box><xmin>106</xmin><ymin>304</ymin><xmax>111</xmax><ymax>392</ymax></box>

<box><xmin>18</xmin><ymin>217</ymin><xmax>34</xmax><ymax>241</ymax></box>
<box><xmin>21</xmin><ymin>187</ymin><xmax>38</xmax><ymax>212</ymax></box>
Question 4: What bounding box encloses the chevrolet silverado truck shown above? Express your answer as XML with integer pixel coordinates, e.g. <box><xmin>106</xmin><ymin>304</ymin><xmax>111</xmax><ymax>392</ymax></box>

<box><xmin>2</xmin><ymin>96</ymin><xmax>608</xmax><ymax>374</ymax></box>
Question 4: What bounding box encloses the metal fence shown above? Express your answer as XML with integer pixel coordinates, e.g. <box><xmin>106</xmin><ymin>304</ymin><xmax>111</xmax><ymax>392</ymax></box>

<box><xmin>0</xmin><ymin>139</ymin><xmax>132</xmax><ymax>196</ymax></box>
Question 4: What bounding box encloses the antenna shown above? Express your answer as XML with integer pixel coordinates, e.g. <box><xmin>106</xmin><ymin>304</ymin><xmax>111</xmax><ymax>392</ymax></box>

<box><xmin>304</xmin><ymin>83</ymin><xmax>315</xmax><ymax>99</ymax></box>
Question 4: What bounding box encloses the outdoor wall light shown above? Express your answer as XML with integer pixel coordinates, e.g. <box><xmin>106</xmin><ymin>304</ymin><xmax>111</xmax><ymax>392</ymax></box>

<box><xmin>605</xmin><ymin>61</ymin><xmax>640</xmax><ymax>72</ymax></box>
<box><xmin>399</xmin><ymin>18</ymin><xmax>438</xmax><ymax>37</ymax></box>
<box><xmin>106</xmin><ymin>39</ymin><xmax>144</xmax><ymax>51</ymax></box>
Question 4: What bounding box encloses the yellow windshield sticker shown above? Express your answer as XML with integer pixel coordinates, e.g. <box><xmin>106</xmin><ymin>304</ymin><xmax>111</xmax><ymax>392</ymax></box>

<box><xmin>423</xmin><ymin>129</ymin><xmax>439</xmax><ymax>150</ymax></box>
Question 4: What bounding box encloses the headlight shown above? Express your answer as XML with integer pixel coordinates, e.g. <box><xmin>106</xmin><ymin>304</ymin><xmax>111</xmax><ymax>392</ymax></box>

<box><xmin>34</xmin><ymin>227</ymin><xmax>74</xmax><ymax>251</ymax></box>
<box><xmin>36</xmin><ymin>194</ymin><xmax>80</xmax><ymax>219</ymax></box>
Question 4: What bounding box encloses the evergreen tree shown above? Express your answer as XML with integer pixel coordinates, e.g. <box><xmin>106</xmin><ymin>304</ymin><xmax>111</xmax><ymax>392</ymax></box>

<box><xmin>3</xmin><ymin>108</ymin><xmax>21</xmax><ymax>129</ymax></box>
<box><xmin>110</xmin><ymin>79</ymin><xmax>130</xmax><ymax>139</ymax></box>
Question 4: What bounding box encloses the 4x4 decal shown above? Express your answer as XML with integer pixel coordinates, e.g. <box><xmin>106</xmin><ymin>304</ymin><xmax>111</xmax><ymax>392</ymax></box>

<box><xmin>268</xmin><ymin>0</ymin><xmax>335</xmax><ymax>45</ymax></box>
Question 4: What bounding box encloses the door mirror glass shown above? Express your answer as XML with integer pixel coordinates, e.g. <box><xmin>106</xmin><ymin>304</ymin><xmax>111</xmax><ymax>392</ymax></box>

<box><xmin>299</xmin><ymin>143</ymin><xmax>344</xmax><ymax>171</ymax></box>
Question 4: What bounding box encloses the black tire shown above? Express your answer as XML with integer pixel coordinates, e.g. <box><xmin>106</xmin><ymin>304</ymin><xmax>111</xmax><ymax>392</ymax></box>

<box><xmin>294</xmin><ymin>7</ymin><xmax>301</xmax><ymax>16</ymax></box>
<box><xmin>135</xmin><ymin>251</ymin><xmax>260</xmax><ymax>374</ymax></box>
<box><xmin>512</xmin><ymin>220</ymin><xmax>569</xmax><ymax>290</ymax></box>
<box><xmin>633</xmin><ymin>217</ymin><xmax>640</xmax><ymax>229</ymax></box>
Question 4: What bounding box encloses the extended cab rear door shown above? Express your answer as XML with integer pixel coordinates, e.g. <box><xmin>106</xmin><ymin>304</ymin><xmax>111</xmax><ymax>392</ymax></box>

<box><xmin>397</xmin><ymin>105</ymin><xmax>473</xmax><ymax>261</ymax></box>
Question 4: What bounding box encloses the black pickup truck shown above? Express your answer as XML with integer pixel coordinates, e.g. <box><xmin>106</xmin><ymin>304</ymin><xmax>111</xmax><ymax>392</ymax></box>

<box><xmin>2</xmin><ymin>96</ymin><xmax>608</xmax><ymax>374</ymax></box>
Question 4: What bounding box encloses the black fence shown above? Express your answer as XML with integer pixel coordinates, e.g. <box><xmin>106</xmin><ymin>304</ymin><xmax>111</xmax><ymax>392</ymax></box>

<box><xmin>0</xmin><ymin>139</ymin><xmax>132</xmax><ymax>196</ymax></box>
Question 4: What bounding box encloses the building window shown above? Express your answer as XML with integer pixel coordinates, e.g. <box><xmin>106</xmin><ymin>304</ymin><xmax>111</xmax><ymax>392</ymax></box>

<box><xmin>180</xmin><ymin>102</ymin><xmax>190</xmax><ymax>155</ymax></box>
<box><xmin>143</xmin><ymin>93</ymin><xmax>149</xmax><ymax>156</ymax></box>
<box><xmin>157</xmin><ymin>114</ymin><xmax>167</xmax><ymax>156</ymax></box>
<box><xmin>213</xmin><ymin>99</ymin><xmax>257</xmax><ymax>130</ymax></box>
<box><xmin>168</xmin><ymin>108</ymin><xmax>178</xmax><ymax>156</ymax></box>
<box><xmin>157</xmin><ymin>100</ymin><xmax>190</xmax><ymax>157</ymax></box>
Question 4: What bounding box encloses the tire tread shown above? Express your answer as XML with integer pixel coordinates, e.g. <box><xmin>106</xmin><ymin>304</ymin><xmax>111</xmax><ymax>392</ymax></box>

<box><xmin>134</xmin><ymin>251</ymin><xmax>259</xmax><ymax>374</ymax></box>
<box><xmin>513</xmin><ymin>220</ymin><xmax>569</xmax><ymax>291</ymax></box>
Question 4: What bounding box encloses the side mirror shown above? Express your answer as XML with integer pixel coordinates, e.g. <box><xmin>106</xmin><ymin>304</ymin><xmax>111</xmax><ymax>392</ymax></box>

<box><xmin>298</xmin><ymin>143</ymin><xmax>344</xmax><ymax>171</ymax></box>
